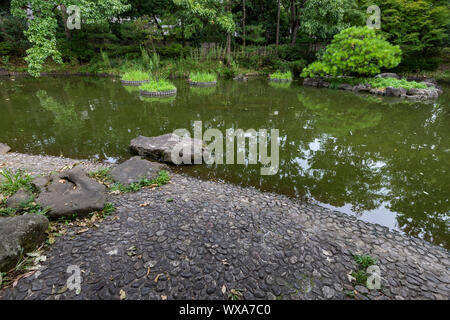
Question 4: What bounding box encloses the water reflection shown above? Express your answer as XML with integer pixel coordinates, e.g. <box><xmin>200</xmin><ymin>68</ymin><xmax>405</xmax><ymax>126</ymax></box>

<box><xmin>0</xmin><ymin>77</ymin><xmax>448</xmax><ymax>248</ymax></box>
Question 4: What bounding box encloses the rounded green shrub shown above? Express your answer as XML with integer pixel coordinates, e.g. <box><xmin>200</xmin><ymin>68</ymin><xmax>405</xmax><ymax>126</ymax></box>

<box><xmin>302</xmin><ymin>26</ymin><xmax>402</xmax><ymax>77</ymax></box>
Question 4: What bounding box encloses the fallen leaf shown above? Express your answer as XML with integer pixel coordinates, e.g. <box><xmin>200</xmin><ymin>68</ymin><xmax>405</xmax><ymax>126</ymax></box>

<box><xmin>222</xmin><ymin>285</ymin><xmax>226</xmax><ymax>294</ymax></box>
<box><xmin>161</xmin><ymin>295</ymin><xmax>167</xmax><ymax>300</ymax></box>
<box><xmin>139</xmin><ymin>202</ymin><xmax>150</xmax><ymax>207</ymax></box>
<box><xmin>58</xmin><ymin>286</ymin><xmax>68</xmax><ymax>294</ymax></box>
<box><xmin>154</xmin><ymin>273</ymin><xmax>164</xmax><ymax>283</ymax></box>
<box><xmin>77</xmin><ymin>228</ymin><xmax>89</xmax><ymax>234</ymax></box>
<box><xmin>146</xmin><ymin>267</ymin><xmax>151</xmax><ymax>276</ymax></box>
<box><xmin>119</xmin><ymin>289</ymin><xmax>126</xmax><ymax>300</ymax></box>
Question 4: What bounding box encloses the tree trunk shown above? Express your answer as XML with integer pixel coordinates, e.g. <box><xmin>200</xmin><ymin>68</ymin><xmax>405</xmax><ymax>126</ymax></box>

<box><xmin>226</xmin><ymin>0</ymin><xmax>232</xmax><ymax>65</ymax></box>
<box><xmin>242</xmin><ymin>0</ymin><xmax>246</xmax><ymax>47</ymax></box>
<box><xmin>291</xmin><ymin>20</ymin><xmax>299</xmax><ymax>46</ymax></box>
<box><xmin>181</xmin><ymin>17</ymin><xmax>186</xmax><ymax>47</ymax></box>
<box><xmin>276</xmin><ymin>0</ymin><xmax>281</xmax><ymax>46</ymax></box>
<box><xmin>226</xmin><ymin>33</ymin><xmax>231</xmax><ymax>65</ymax></box>
<box><xmin>60</xmin><ymin>5</ymin><xmax>72</xmax><ymax>40</ymax></box>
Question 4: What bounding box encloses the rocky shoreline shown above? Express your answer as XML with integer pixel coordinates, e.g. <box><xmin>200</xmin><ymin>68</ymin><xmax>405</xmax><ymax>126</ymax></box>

<box><xmin>0</xmin><ymin>152</ymin><xmax>448</xmax><ymax>300</ymax></box>
<box><xmin>303</xmin><ymin>73</ymin><xmax>443</xmax><ymax>101</ymax></box>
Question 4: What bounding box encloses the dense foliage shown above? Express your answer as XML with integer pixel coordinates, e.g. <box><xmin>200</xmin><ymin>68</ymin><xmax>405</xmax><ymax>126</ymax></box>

<box><xmin>269</xmin><ymin>70</ymin><xmax>292</xmax><ymax>80</ymax></box>
<box><xmin>0</xmin><ymin>0</ymin><xmax>448</xmax><ymax>75</ymax></box>
<box><xmin>360</xmin><ymin>0</ymin><xmax>449</xmax><ymax>71</ymax></box>
<box><xmin>302</xmin><ymin>27</ymin><xmax>402</xmax><ymax>77</ymax></box>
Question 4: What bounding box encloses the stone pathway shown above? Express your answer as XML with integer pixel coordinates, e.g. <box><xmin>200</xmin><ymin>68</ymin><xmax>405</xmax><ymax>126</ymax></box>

<box><xmin>0</xmin><ymin>153</ymin><xmax>449</xmax><ymax>300</ymax></box>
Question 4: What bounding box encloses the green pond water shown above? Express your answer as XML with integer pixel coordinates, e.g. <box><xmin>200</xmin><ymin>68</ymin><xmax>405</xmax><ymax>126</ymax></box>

<box><xmin>0</xmin><ymin>76</ymin><xmax>449</xmax><ymax>248</ymax></box>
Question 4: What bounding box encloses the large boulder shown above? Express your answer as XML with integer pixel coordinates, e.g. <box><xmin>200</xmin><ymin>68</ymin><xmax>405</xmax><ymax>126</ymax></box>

<box><xmin>375</xmin><ymin>73</ymin><xmax>400</xmax><ymax>79</ymax></box>
<box><xmin>233</xmin><ymin>74</ymin><xmax>248</xmax><ymax>81</ymax></box>
<box><xmin>0</xmin><ymin>214</ymin><xmax>49</xmax><ymax>272</ymax></box>
<box><xmin>110</xmin><ymin>156</ymin><xmax>166</xmax><ymax>186</ymax></box>
<box><xmin>406</xmin><ymin>87</ymin><xmax>440</xmax><ymax>100</ymax></box>
<box><xmin>337</xmin><ymin>83</ymin><xmax>354</xmax><ymax>91</ymax></box>
<box><xmin>35</xmin><ymin>167</ymin><xmax>106</xmax><ymax>218</ymax></box>
<box><xmin>352</xmin><ymin>84</ymin><xmax>372</xmax><ymax>92</ymax></box>
<box><xmin>130</xmin><ymin>134</ymin><xmax>209</xmax><ymax>165</ymax></box>
<box><xmin>0</xmin><ymin>143</ymin><xmax>11</xmax><ymax>155</ymax></box>
<box><xmin>385</xmin><ymin>86</ymin><xmax>406</xmax><ymax>97</ymax></box>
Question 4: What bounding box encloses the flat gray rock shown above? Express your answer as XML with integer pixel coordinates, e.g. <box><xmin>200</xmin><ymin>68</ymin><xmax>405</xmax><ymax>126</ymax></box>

<box><xmin>0</xmin><ymin>143</ymin><xmax>11</xmax><ymax>155</ymax></box>
<box><xmin>110</xmin><ymin>156</ymin><xmax>166</xmax><ymax>186</ymax></box>
<box><xmin>0</xmin><ymin>214</ymin><xmax>49</xmax><ymax>272</ymax></box>
<box><xmin>36</xmin><ymin>167</ymin><xmax>106</xmax><ymax>218</ymax></box>
<box><xmin>130</xmin><ymin>134</ymin><xmax>209</xmax><ymax>165</ymax></box>
<box><xmin>6</xmin><ymin>189</ymin><xmax>32</xmax><ymax>209</ymax></box>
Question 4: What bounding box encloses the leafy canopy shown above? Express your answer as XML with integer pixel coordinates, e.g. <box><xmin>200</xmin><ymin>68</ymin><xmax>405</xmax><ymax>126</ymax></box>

<box><xmin>10</xmin><ymin>0</ymin><xmax>130</xmax><ymax>77</ymax></box>
<box><xmin>302</xmin><ymin>26</ymin><xmax>402</xmax><ymax>77</ymax></box>
<box><xmin>172</xmin><ymin>0</ymin><xmax>235</xmax><ymax>33</ymax></box>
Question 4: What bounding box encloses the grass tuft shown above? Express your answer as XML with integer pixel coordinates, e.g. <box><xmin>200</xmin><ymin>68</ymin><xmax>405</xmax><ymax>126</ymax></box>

<box><xmin>121</xmin><ymin>70</ymin><xmax>149</xmax><ymax>81</ymax></box>
<box><xmin>110</xmin><ymin>170</ymin><xmax>170</xmax><ymax>193</ymax></box>
<box><xmin>270</xmin><ymin>70</ymin><xmax>293</xmax><ymax>80</ymax></box>
<box><xmin>139</xmin><ymin>79</ymin><xmax>176</xmax><ymax>92</ymax></box>
<box><xmin>189</xmin><ymin>72</ymin><xmax>217</xmax><ymax>82</ymax></box>
<box><xmin>0</xmin><ymin>169</ymin><xmax>33</xmax><ymax>196</ymax></box>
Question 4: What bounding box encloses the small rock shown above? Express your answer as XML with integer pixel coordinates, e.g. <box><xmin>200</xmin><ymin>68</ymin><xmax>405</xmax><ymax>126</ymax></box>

<box><xmin>6</xmin><ymin>189</ymin><xmax>32</xmax><ymax>209</ymax></box>
<box><xmin>322</xmin><ymin>286</ymin><xmax>335</xmax><ymax>298</ymax></box>
<box><xmin>375</xmin><ymin>73</ymin><xmax>400</xmax><ymax>79</ymax></box>
<box><xmin>109</xmin><ymin>156</ymin><xmax>166</xmax><ymax>186</ymax></box>
<box><xmin>355</xmin><ymin>285</ymin><xmax>369</xmax><ymax>294</ymax></box>
<box><xmin>0</xmin><ymin>214</ymin><xmax>49</xmax><ymax>272</ymax></box>
<box><xmin>0</xmin><ymin>143</ymin><xmax>11</xmax><ymax>155</ymax></box>
<box><xmin>337</xmin><ymin>83</ymin><xmax>354</xmax><ymax>91</ymax></box>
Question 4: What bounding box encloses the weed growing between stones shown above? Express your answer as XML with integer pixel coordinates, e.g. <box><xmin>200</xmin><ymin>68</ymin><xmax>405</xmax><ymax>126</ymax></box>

<box><xmin>0</xmin><ymin>248</ymin><xmax>47</xmax><ymax>290</ymax></box>
<box><xmin>228</xmin><ymin>289</ymin><xmax>243</xmax><ymax>300</ymax></box>
<box><xmin>109</xmin><ymin>170</ymin><xmax>170</xmax><ymax>193</ymax></box>
<box><xmin>0</xmin><ymin>169</ymin><xmax>49</xmax><ymax>217</ymax></box>
<box><xmin>0</xmin><ymin>196</ymin><xmax>49</xmax><ymax>217</ymax></box>
<box><xmin>88</xmin><ymin>167</ymin><xmax>114</xmax><ymax>184</ymax></box>
<box><xmin>354</xmin><ymin>255</ymin><xmax>377</xmax><ymax>270</ymax></box>
<box><xmin>347</xmin><ymin>254</ymin><xmax>379</xmax><ymax>298</ymax></box>
<box><xmin>88</xmin><ymin>168</ymin><xmax>170</xmax><ymax>193</ymax></box>
<box><xmin>0</xmin><ymin>168</ymin><xmax>34</xmax><ymax>196</ymax></box>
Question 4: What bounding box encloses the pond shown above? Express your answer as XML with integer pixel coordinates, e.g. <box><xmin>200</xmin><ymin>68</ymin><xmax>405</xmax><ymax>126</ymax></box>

<box><xmin>0</xmin><ymin>76</ymin><xmax>449</xmax><ymax>248</ymax></box>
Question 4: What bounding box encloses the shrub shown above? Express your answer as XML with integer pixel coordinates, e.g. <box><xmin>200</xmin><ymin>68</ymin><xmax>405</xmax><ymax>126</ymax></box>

<box><xmin>156</xmin><ymin>44</ymin><xmax>191</xmax><ymax>59</ymax></box>
<box><xmin>189</xmin><ymin>72</ymin><xmax>217</xmax><ymax>82</ymax></box>
<box><xmin>217</xmin><ymin>61</ymin><xmax>239</xmax><ymax>78</ymax></box>
<box><xmin>302</xmin><ymin>26</ymin><xmax>402</xmax><ymax>77</ymax></box>
<box><xmin>288</xmin><ymin>59</ymin><xmax>307</xmax><ymax>77</ymax></box>
<box><xmin>139</xmin><ymin>79</ymin><xmax>176</xmax><ymax>92</ymax></box>
<box><xmin>121</xmin><ymin>70</ymin><xmax>149</xmax><ymax>81</ymax></box>
<box><xmin>0</xmin><ymin>42</ymin><xmax>14</xmax><ymax>55</ymax></box>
